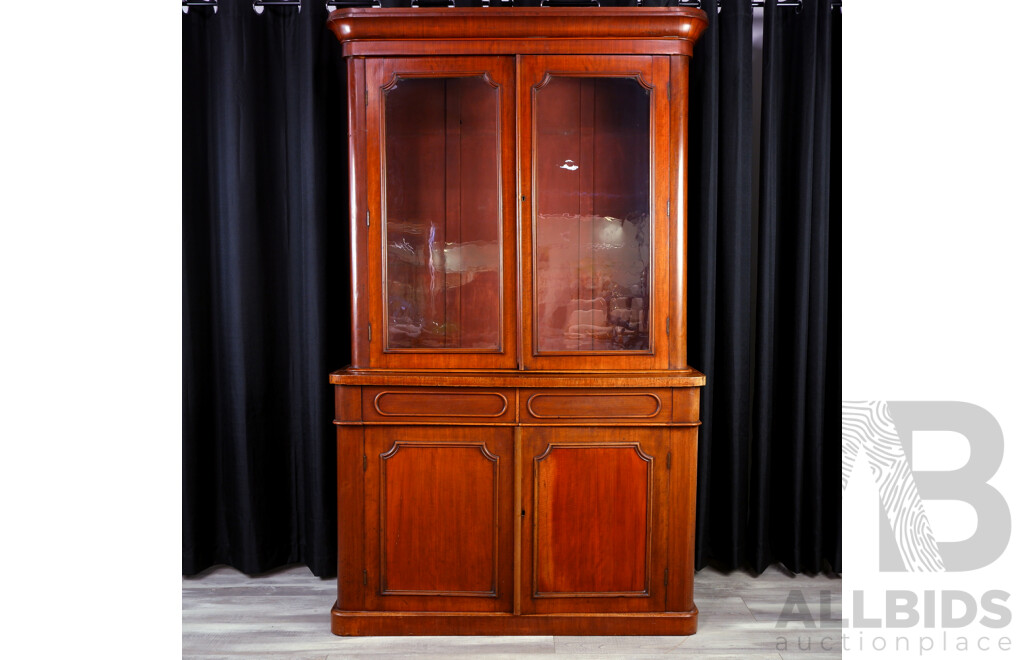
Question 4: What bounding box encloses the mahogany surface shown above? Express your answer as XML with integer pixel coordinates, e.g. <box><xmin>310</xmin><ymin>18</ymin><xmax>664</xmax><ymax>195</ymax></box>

<box><xmin>521</xmin><ymin>427</ymin><xmax>670</xmax><ymax>614</ymax></box>
<box><xmin>330</xmin><ymin>608</ymin><xmax>698</xmax><ymax>636</ymax></box>
<box><xmin>328</xmin><ymin>7</ymin><xmax>706</xmax><ymax>637</ymax></box>
<box><xmin>520</xmin><ymin>389</ymin><xmax>673</xmax><ymax>424</ymax></box>
<box><xmin>365</xmin><ymin>56</ymin><xmax>518</xmax><ymax>370</ymax></box>
<box><xmin>328</xmin><ymin>8</ymin><xmax>708</xmax><ymax>57</ymax></box>
<box><xmin>363</xmin><ymin>426</ymin><xmax>515</xmax><ymax>612</ymax></box>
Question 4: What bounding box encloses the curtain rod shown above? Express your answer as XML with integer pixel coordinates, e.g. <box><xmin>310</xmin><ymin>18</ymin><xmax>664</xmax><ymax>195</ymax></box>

<box><xmin>183</xmin><ymin>0</ymin><xmax>842</xmax><ymax>13</ymax></box>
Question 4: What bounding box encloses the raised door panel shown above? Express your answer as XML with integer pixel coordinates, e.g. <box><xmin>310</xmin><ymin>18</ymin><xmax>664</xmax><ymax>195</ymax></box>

<box><xmin>364</xmin><ymin>426</ymin><xmax>514</xmax><ymax>612</ymax></box>
<box><xmin>519</xmin><ymin>55</ymin><xmax>672</xmax><ymax>371</ymax></box>
<box><xmin>520</xmin><ymin>427</ymin><xmax>670</xmax><ymax>613</ymax></box>
<box><xmin>365</xmin><ymin>56</ymin><xmax>517</xmax><ymax>370</ymax></box>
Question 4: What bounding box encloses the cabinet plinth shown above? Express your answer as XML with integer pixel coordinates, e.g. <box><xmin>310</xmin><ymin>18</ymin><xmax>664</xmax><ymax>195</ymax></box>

<box><xmin>328</xmin><ymin>7</ymin><xmax>706</xmax><ymax>636</ymax></box>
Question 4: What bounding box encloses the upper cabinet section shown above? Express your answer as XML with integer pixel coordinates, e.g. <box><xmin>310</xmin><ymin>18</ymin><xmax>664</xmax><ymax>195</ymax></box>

<box><xmin>332</xmin><ymin>9</ymin><xmax>707</xmax><ymax>371</ymax></box>
<box><xmin>383</xmin><ymin>74</ymin><xmax>502</xmax><ymax>353</ymax></box>
<box><xmin>519</xmin><ymin>55</ymin><xmax>669</xmax><ymax>370</ymax></box>
<box><xmin>534</xmin><ymin>76</ymin><xmax>651</xmax><ymax>354</ymax></box>
<box><xmin>366</xmin><ymin>57</ymin><xmax>518</xmax><ymax>370</ymax></box>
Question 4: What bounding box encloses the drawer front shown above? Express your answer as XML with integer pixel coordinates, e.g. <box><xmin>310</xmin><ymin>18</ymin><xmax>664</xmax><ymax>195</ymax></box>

<box><xmin>362</xmin><ymin>387</ymin><xmax>516</xmax><ymax>424</ymax></box>
<box><xmin>520</xmin><ymin>388</ymin><xmax>672</xmax><ymax>425</ymax></box>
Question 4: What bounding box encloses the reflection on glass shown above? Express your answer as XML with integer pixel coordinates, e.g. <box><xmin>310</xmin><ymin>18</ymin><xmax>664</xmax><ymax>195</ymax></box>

<box><xmin>384</xmin><ymin>76</ymin><xmax>501</xmax><ymax>350</ymax></box>
<box><xmin>534</xmin><ymin>76</ymin><xmax>651</xmax><ymax>352</ymax></box>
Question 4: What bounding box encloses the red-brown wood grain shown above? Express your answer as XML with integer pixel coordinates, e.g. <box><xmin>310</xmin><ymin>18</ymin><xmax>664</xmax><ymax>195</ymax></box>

<box><xmin>330</xmin><ymin>608</ymin><xmax>697</xmax><ymax>636</ymax></box>
<box><xmin>671</xmin><ymin>386</ymin><xmax>700</xmax><ymax>424</ymax></box>
<box><xmin>518</xmin><ymin>54</ymin><xmax>671</xmax><ymax>370</ymax></box>
<box><xmin>336</xmin><ymin>425</ymin><xmax>365</xmax><ymax>611</ymax></box>
<box><xmin>328</xmin><ymin>6</ymin><xmax>707</xmax><ymax>637</ymax></box>
<box><xmin>365</xmin><ymin>56</ymin><xmax>518</xmax><ymax>370</ymax></box>
<box><xmin>363</xmin><ymin>426</ymin><xmax>515</xmax><ymax>613</ymax></box>
<box><xmin>534</xmin><ymin>444</ymin><xmax>650</xmax><ymax>595</ymax></box>
<box><xmin>348</xmin><ymin>58</ymin><xmax>370</xmax><ymax>368</ymax></box>
<box><xmin>521</xmin><ymin>388</ymin><xmax>671</xmax><ymax>424</ymax></box>
<box><xmin>520</xmin><ymin>426</ymin><xmax>670</xmax><ymax>614</ymax></box>
<box><xmin>668</xmin><ymin>54</ymin><xmax>690</xmax><ymax>369</ymax></box>
<box><xmin>327</xmin><ymin>8</ymin><xmax>708</xmax><ymax>58</ymax></box>
<box><xmin>362</xmin><ymin>387</ymin><xmax>516</xmax><ymax>424</ymax></box>
<box><xmin>381</xmin><ymin>443</ymin><xmax>497</xmax><ymax>594</ymax></box>
<box><xmin>332</xmin><ymin>367</ymin><xmax>705</xmax><ymax>389</ymax></box>
<box><xmin>667</xmin><ymin>427</ymin><xmax>699</xmax><ymax>612</ymax></box>
<box><xmin>334</xmin><ymin>385</ymin><xmax>362</xmax><ymax>423</ymax></box>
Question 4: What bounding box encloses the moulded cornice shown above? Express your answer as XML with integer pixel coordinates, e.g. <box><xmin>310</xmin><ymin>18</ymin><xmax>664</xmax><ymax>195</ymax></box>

<box><xmin>328</xmin><ymin>7</ymin><xmax>709</xmax><ymax>57</ymax></box>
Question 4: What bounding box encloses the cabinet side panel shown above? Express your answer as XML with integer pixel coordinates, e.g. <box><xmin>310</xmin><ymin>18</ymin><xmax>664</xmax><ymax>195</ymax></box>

<box><xmin>348</xmin><ymin>58</ymin><xmax>370</xmax><ymax>367</ymax></box>
<box><xmin>671</xmin><ymin>386</ymin><xmax>700</xmax><ymax>424</ymax></box>
<box><xmin>668</xmin><ymin>55</ymin><xmax>689</xmax><ymax>368</ymax></box>
<box><xmin>337</xmin><ymin>423</ymin><xmax>365</xmax><ymax>610</ymax></box>
<box><xmin>667</xmin><ymin>423</ymin><xmax>698</xmax><ymax>612</ymax></box>
<box><xmin>652</xmin><ymin>55</ymin><xmax>671</xmax><ymax>369</ymax></box>
<box><xmin>335</xmin><ymin>385</ymin><xmax>362</xmax><ymax>422</ymax></box>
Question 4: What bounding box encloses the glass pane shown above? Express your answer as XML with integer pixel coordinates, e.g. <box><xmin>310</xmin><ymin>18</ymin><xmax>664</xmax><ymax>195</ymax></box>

<box><xmin>384</xmin><ymin>76</ymin><xmax>501</xmax><ymax>350</ymax></box>
<box><xmin>534</xmin><ymin>77</ymin><xmax>651</xmax><ymax>353</ymax></box>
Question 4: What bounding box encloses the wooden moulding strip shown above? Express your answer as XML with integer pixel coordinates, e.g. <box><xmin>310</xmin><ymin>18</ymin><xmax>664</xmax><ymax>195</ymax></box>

<box><xmin>513</xmin><ymin>426</ymin><xmax>522</xmax><ymax>616</ymax></box>
<box><xmin>330</xmin><ymin>370</ymin><xmax>706</xmax><ymax>389</ymax></box>
<box><xmin>328</xmin><ymin>8</ymin><xmax>709</xmax><ymax>51</ymax></box>
<box><xmin>330</xmin><ymin>605</ymin><xmax>698</xmax><ymax>636</ymax></box>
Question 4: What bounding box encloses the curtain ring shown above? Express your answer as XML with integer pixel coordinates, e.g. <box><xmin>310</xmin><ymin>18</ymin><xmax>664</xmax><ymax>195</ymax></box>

<box><xmin>253</xmin><ymin>0</ymin><xmax>303</xmax><ymax>14</ymax></box>
<box><xmin>182</xmin><ymin>0</ymin><xmax>218</xmax><ymax>14</ymax></box>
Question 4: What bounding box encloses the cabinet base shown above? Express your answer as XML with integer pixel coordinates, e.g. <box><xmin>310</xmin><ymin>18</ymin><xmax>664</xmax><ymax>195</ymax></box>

<box><xmin>330</xmin><ymin>604</ymin><xmax>698</xmax><ymax>636</ymax></box>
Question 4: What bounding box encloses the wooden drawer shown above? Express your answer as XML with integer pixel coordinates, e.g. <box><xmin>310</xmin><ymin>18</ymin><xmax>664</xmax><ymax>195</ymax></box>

<box><xmin>361</xmin><ymin>387</ymin><xmax>516</xmax><ymax>424</ymax></box>
<box><xmin>520</xmin><ymin>388</ymin><xmax>673</xmax><ymax>425</ymax></box>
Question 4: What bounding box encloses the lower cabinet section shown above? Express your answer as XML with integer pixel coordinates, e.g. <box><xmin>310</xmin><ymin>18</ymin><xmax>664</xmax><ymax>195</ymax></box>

<box><xmin>521</xmin><ymin>427</ymin><xmax>669</xmax><ymax>614</ymax></box>
<box><xmin>363</xmin><ymin>426</ymin><xmax>514</xmax><ymax>613</ymax></box>
<box><xmin>333</xmin><ymin>385</ymin><xmax>700</xmax><ymax>636</ymax></box>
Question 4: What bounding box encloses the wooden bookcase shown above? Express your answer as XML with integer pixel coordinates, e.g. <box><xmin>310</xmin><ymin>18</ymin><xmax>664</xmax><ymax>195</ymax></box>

<box><xmin>327</xmin><ymin>7</ymin><xmax>707</xmax><ymax>636</ymax></box>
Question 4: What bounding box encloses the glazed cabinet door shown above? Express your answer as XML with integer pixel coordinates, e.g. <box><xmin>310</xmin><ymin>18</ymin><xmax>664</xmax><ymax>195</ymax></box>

<box><xmin>365</xmin><ymin>57</ymin><xmax>518</xmax><ymax>369</ymax></box>
<box><xmin>363</xmin><ymin>426</ymin><xmax>514</xmax><ymax>612</ymax></box>
<box><xmin>520</xmin><ymin>427</ymin><xmax>671</xmax><ymax>613</ymax></box>
<box><xmin>519</xmin><ymin>55</ymin><xmax>672</xmax><ymax>370</ymax></box>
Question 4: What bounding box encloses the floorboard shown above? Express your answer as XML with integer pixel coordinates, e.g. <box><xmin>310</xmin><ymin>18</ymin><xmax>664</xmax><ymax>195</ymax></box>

<box><xmin>182</xmin><ymin>564</ymin><xmax>840</xmax><ymax>658</ymax></box>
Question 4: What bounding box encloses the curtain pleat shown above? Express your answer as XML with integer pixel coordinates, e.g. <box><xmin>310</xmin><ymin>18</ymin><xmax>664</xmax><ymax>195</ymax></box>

<box><xmin>690</xmin><ymin>0</ymin><xmax>839</xmax><ymax>574</ymax></box>
<box><xmin>183</xmin><ymin>3</ymin><xmax>348</xmax><ymax>577</ymax></box>
<box><xmin>183</xmin><ymin>1</ymin><xmax>840</xmax><ymax>578</ymax></box>
<box><xmin>689</xmin><ymin>0</ymin><xmax>756</xmax><ymax>572</ymax></box>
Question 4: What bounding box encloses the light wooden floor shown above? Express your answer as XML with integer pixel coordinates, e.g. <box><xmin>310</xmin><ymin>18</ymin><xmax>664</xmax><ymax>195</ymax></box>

<box><xmin>183</xmin><ymin>564</ymin><xmax>841</xmax><ymax>659</ymax></box>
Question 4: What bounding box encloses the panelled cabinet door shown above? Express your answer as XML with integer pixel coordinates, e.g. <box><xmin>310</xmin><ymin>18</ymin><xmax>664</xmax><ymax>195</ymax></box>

<box><xmin>520</xmin><ymin>427</ymin><xmax>671</xmax><ymax>613</ymax></box>
<box><xmin>365</xmin><ymin>56</ymin><xmax>518</xmax><ymax>369</ymax></box>
<box><xmin>519</xmin><ymin>55</ymin><xmax>672</xmax><ymax>370</ymax></box>
<box><xmin>363</xmin><ymin>426</ymin><xmax>514</xmax><ymax>612</ymax></box>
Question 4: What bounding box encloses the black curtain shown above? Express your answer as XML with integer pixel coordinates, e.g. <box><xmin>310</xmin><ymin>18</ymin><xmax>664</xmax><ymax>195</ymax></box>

<box><xmin>688</xmin><ymin>0</ymin><xmax>840</xmax><ymax>574</ymax></box>
<box><xmin>183</xmin><ymin>1</ymin><xmax>840</xmax><ymax>578</ymax></box>
<box><xmin>183</xmin><ymin>2</ymin><xmax>349</xmax><ymax>577</ymax></box>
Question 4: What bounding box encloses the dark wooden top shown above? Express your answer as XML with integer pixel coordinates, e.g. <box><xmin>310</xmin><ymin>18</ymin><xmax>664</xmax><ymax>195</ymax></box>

<box><xmin>330</xmin><ymin>367</ymin><xmax>706</xmax><ymax>388</ymax></box>
<box><xmin>327</xmin><ymin>8</ymin><xmax>709</xmax><ymax>57</ymax></box>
